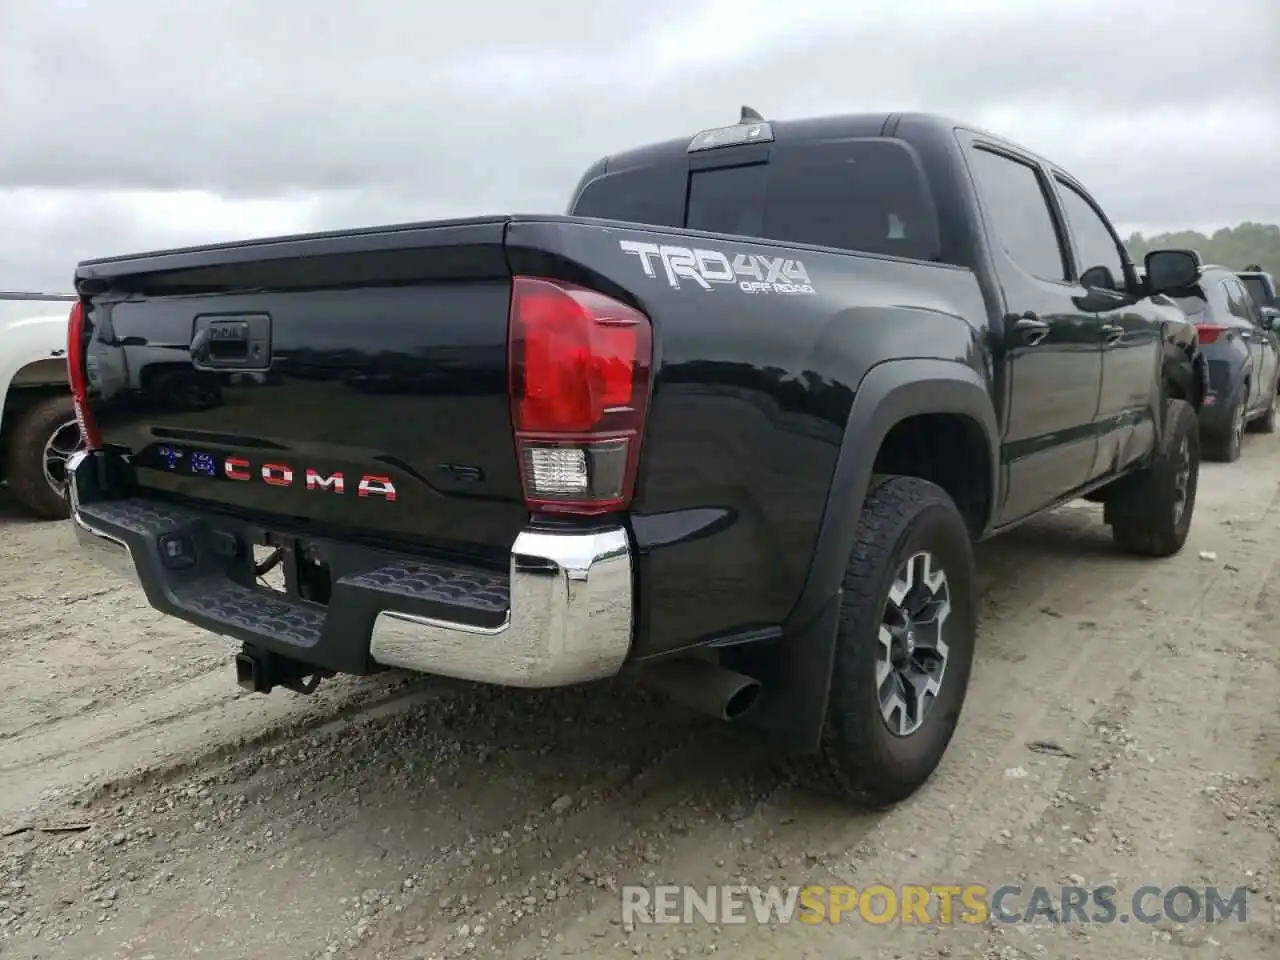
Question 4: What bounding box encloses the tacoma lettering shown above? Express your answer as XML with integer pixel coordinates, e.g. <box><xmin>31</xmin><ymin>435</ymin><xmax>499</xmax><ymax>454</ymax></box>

<box><xmin>219</xmin><ymin>457</ymin><xmax>394</xmax><ymax>500</ymax></box>
<box><xmin>305</xmin><ymin>469</ymin><xmax>345</xmax><ymax>494</ymax></box>
<box><xmin>261</xmin><ymin>463</ymin><xmax>293</xmax><ymax>487</ymax></box>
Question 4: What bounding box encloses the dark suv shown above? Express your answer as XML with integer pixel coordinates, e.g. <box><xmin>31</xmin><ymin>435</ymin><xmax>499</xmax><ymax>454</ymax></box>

<box><xmin>1170</xmin><ymin>265</ymin><xmax>1280</xmax><ymax>461</ymax></box>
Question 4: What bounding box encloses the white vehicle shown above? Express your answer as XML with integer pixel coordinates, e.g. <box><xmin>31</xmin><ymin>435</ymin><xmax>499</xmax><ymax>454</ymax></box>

<box><xmin>0</xmin><ymin>292</ymin><xmax>82</xmax><ymax>519</ymax></box>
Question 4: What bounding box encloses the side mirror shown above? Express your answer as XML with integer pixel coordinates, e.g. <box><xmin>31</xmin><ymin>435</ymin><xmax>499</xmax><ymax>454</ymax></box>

<box><xmin>1079</xmin><ymin>264</ymin><xmax>1119</xmax><ymax>292</ymax></box>
<box><xmin>1144</xmin><ymin>249</ymin><xmax>1202</xmax><ymax>295</ymax></box>
<box><xmin>1261</xmin><ymin>307</ymin><xmax>1280</xmax><ymax>332</ymax></box>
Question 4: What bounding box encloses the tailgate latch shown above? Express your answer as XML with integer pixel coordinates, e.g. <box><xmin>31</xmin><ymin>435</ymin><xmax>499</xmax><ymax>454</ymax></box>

<box><xmin>190</xmin><ymin>313</ymin><xmax>272</xmax><ymax>370</ymax></box>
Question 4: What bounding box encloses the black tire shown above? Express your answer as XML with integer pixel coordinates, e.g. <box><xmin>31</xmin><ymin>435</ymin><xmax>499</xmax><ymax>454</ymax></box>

<box><xmin>3</xmin><ymin>394</ymin><xmax>80</xmax><ymax>521</ymax></box>
<box><xmin>790</xmin><ymin>475</ymin><xmax>977</xmax><ymax>808</ymax></box>
<box><xmin>1105</xmin><ymin>398</ymin><xmax>1199</xmax><ymax>557</ymax></box>
<box><xmin>1203</xmin><ymin>385</ymin><xmax>1245</xmax><ymax>462</ymax></box>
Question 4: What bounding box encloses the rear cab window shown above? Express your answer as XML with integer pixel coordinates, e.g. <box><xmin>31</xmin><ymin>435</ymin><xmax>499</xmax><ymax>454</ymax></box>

<box><xmin>570</xmin><ymin>163</ymin><xmax>687</xmax><ymax>231</ymax></box>
<box><xmin>570</xmin><ymin>138</ymin><xmax>943</xmax><ymax>264</ymax></box>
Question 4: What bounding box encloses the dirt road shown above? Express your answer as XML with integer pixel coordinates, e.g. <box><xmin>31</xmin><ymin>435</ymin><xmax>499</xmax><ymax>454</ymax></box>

<box><xmin>1</xmin><ymin>440</ymin><xmax>1278</xmax><ymax>960</ymax></box>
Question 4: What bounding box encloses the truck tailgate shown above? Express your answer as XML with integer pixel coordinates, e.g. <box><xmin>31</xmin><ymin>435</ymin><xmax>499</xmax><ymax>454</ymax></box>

<box><xmin>78</xmin><ymin>218</ymin><xmax>526</xmax><ymax>559</ymax></box>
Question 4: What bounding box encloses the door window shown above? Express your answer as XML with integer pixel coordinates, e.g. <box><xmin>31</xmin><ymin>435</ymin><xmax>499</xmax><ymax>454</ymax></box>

<box><xmin>1230</xmin><ymin>278</ymin><xmax>1262</xmax><ymax>326</ymax></box>
<box><xmin>1221</xmin><ymin>279</ymin><xmax>1255</xmax><ymax>326</ymax></box>
<box><xmin>967</xmin><ymin>148</ymin><xmax>1068</xmax><ymax>282</ymax></box>
<box><xmin>1054</xmin><ymin>178</ymin><xmax>1126</xmax><ymax>292</ymax></box>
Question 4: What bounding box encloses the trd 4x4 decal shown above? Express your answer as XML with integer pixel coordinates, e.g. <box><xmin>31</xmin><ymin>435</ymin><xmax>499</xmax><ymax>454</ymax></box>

<box><xmin>619</xmin><ymin>240</ymin><xmax>815</xmax><ymax>296</ymax></box>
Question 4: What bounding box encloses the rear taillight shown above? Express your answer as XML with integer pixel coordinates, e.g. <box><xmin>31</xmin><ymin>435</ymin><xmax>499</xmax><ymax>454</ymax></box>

<box><xmin>508</xmin><ymin>276</ymin><xmax>652</xmax><ymax>515</ymax></box>
<box><xmin>66</xmin><ymin>301</ymin><xmax>103</xmax><ymax>449</ymax></box>
<box><xmin>1196</xmin><ymin>323</ymin><xmax>1226</xmax><ymax>345</ymax></box>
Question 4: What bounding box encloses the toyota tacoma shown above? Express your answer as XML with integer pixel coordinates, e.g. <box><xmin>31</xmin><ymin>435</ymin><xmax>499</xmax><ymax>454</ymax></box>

<box><xmin>65</xmin><ymin>109</ymin><xmax>1206</xmax><ymax>808</ymax></box>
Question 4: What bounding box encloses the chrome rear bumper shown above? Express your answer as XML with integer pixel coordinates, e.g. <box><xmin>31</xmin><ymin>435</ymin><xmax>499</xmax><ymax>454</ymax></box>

<box><xmin>70</xmin><ymin>505</ymin><xmax>141</xmax><ymax>588</ymax></box>
<box><xmin>67</xmin><ymin>450</ymin><xmax>634</xmax><ymax>688</ymax></box>
<box><xmin>368</xmin><ymin>528</ymin><xmax>632</xmax><ymax>686</ymax></box>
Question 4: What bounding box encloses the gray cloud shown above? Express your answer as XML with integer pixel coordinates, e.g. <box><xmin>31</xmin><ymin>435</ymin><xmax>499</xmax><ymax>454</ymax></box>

<box><xmin>1</xmin><ymin>0</ymin><xmax>1277</xmax><ymax>292</ymax></box>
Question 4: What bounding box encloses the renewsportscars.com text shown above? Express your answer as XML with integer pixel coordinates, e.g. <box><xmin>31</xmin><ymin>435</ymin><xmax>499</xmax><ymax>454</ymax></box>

<box><xmin>620</xmin><ymin>884</ymin><xmax>1249</xmax><ymax>926</ymax></box>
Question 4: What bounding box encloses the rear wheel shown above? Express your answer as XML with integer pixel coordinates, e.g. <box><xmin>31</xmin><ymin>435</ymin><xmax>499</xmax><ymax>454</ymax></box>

<box><xmin>791</xmin><ymin>475</ymin><xmax>977</xmax><ymax>808</ymax></box>
<box><xmin>3</xmin><ymin>394</ymin><xmax>83</xmax><ymax>520</ymax></box>
<box><xmin>1105</xmin><ymin>398</ymin><xmax>1199</xmax><ymax>557</ymax></box>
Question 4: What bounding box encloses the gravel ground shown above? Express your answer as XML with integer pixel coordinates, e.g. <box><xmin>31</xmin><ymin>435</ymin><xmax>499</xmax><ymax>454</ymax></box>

<box><xmin>1</xmin><ymin>441</ymin><xmax>1278</xmax><ymax>960</ymax></box>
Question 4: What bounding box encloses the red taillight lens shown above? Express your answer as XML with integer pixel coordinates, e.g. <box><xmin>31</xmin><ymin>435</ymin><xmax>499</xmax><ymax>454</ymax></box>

<box><xmin>1196</xmin><ymin>323</ymin><xmax>1226</xmax><ymax>345</ymax></box>
<box><xmin>66</xmin><ymin>301</ymin><xmax>103</xmax><ymax>450</ymax></box>
<box><xmin>508</xmin><ymin>276</ymin><xmax>652</xmax><ymax>515</ymax></box>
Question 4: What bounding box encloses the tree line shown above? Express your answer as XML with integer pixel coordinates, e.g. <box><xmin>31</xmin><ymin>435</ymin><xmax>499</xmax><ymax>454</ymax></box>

<box><xmin>1124</xmin><ymin>222</ymin><xmax>1280</xmax><ymax>278</ymax></box>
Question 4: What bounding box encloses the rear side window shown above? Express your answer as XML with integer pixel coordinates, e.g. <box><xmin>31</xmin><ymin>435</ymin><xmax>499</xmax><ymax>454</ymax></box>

<box><xmin>570</xmin><ymin>138</ymin><xmax>943</xmax><ymax>263</ymax></box>
<box><xmin>967</xmin><ymin>148</ymin><xmax>1067</xmax><ymax>283</ymax></box>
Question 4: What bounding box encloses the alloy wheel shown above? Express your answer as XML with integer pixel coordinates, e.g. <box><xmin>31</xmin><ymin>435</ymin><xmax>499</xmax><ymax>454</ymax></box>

<box><xmin>42</xmin><ymin>418</ymin><xmax>84</xmax><ymax>500</ymax></box>
<box><xmin>1172</xmin><ymin>435</ymin><xmax>1191</xmax><ymax>526</ymax></box>
<box><xmin>877</xmin><ymin>550</ymin><xmax>952</xmax><ymax>737</ymax></box>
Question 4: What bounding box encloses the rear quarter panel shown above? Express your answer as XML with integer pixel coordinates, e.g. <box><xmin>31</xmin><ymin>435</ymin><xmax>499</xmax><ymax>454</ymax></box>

<box><xmin>0</xmin><ymin>314</ymin><xmax>69</xmax><ymax>425</ymax></box>
<box><xmin>507</xmin><ymin>219</ymin><xmax>992</xmax><ymax>656</ymax></box>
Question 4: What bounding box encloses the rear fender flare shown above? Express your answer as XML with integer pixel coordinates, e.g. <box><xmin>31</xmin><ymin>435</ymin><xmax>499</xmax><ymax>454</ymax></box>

<box><xmin>786</xmin><ymin>358</ymin><xmax>999</xmax><ymax>632</ymax></box>
<box><xmin>742</xmin><ymin>359</ymin><xmax>998</xmax><ymax>753</ymax></box>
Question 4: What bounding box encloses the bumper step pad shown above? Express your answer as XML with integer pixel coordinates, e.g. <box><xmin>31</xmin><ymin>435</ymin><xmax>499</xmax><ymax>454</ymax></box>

<box><xmin>73</xmin><ymin>497</ymin><xmax>513</xmax><ymax>672</ymax></box>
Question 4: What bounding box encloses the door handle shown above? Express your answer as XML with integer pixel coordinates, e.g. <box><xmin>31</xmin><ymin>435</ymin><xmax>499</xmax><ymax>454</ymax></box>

<box><xmin>1012</xmin><ymin>313</ymin><xmax>1050</xmax><ymax>346</ymax></box>
<box><xmin>1101</xmin><ymin>324</ymin><xmax>1124</xmax><ymax>345</ymax></box>
<box><xmin>189</xmin><ymin>328</ymin><xmax>212</xmax><ymax>364</ymax></box>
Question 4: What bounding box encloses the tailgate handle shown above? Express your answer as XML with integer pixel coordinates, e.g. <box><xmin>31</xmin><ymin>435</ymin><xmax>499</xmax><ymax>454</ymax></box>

<box><xmin>191</xmin><ymin>314</ymin><xmax>271</xmax><ymax>370</ymax></box>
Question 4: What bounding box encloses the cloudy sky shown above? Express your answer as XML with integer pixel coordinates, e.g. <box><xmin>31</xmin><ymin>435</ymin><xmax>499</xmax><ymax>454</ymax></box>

<box><xmin>1</xmin><ymin>0</ymin><xmax>1277</xmax><ymax>294</ymax></box>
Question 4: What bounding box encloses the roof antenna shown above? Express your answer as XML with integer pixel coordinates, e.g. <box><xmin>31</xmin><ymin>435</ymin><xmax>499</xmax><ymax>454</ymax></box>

<box><xmin>740</xmin><ymin>105</ymin><xmax>765</xmax><ymax>123</ymax></box>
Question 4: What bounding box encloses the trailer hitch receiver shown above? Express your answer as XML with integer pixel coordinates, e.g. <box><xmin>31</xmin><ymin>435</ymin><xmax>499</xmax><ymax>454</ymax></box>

<box><xmin>235</xmin><ymin>647</ymin><xmax>329</xmax><ymax>695</ymax></box>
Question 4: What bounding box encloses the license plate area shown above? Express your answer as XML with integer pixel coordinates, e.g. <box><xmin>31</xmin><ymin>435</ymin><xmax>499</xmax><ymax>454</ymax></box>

<box><xmin>251</xmin><ymin>534</ymin><xmax>332</xmax><ymax>605</ymax></box>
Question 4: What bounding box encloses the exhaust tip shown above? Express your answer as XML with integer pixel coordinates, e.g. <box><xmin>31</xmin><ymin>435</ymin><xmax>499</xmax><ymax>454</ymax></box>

<box><xmin>722</xmin><ymin>679</ymin><xmax>762</xmax><ymax>721</ymax></box>
<box><xmin>638</xmin><ymin>657</ymin><xmax>763</xmax><ymax>723</ymax></box>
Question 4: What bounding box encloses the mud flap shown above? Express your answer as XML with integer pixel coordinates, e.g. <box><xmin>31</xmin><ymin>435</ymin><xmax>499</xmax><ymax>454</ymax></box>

<box><xmin>730</xmin><ymin>591</ymin><xmax>841</xmax><ymax>754</ymax></box>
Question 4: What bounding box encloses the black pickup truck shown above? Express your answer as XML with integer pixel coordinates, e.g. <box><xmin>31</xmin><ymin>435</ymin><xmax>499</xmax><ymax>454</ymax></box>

<box><xmin>65</xmin><ymin>110</ymin><xmax>1207</xmax><ymax>809</ymax></box>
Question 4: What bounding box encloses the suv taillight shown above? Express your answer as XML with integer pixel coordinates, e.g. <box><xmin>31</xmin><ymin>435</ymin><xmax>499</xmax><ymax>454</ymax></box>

<box><xmin>1195</xmin><ymin>323</ymin><xmax>1226</xmax><ymax>345</ymax></box>
<box><xmin>508</xmin><ymin>276</ymin><xmax>652</xmax><ymax>516</ymax></box>
<box><xmin>66</xmin><ymin>301</ymin><xmax>102</xmax><ymax>449</ymax></box>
